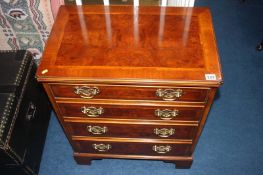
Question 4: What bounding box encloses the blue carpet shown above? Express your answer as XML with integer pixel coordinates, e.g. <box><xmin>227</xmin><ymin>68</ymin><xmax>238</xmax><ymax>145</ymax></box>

<box><xmin>39</xmin><ymin>1</ymin><xmax>263</xmax><ymax>175</ymax></box>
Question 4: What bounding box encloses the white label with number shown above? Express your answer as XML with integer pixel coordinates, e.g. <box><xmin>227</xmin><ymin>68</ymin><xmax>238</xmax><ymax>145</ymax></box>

<box><xmin>205</xmin><ymin>74</ymin><xmax>217</xmax><ymax>80</ymax></box>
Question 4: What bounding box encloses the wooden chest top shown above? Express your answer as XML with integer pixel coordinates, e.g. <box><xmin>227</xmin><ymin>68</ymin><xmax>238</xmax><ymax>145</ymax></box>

<box><xmin>37</xmin><ymin>5</ymin><xmax>222</xmax><ymax>86</ymax></box>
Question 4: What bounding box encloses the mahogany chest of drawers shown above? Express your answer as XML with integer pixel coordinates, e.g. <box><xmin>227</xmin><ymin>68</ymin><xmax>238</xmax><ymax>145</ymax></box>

<box><xmin>36</xmin><ymin>5</ymin><xmax>223</xmax><ymax>168</ymax></box>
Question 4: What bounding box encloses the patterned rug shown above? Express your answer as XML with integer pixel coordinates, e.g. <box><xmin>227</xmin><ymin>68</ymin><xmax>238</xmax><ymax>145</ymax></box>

<box><xmin>0</xmin><ymin>0</ymin><xmax>64</xmax><ymax>64</ymax></box>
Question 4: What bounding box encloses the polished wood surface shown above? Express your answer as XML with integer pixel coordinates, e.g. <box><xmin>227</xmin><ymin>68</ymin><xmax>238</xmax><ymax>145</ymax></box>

<box><xmin>64</xmin><ymin>121</ymin><xmax>197</xmax><ymax>139</ymax></box>
<box><xmin>50</xmin><ymin>84</ymin><xmax>209</xmax><ymax>102</ymax></box>
<box><xmin>37</xmin><ymin>5</ymin><xmax>223</xmax><ymax>169</ymax></box>
<box><xmin>72</xmin><ymin>139</ymin><xmax>192</xmax><ymax>156</ymax></box>
<box><xmin>58</xmin><ymin>102</ymin><xmax>204</xmax><ymax>122</ymax></box>
<box><xmin>37</xmin><ymin>6</ymin><xmax>222</xmax><ymax>86</ymax></box>
<box><xmin>74</xmin><ymin>153</ymin><xmax>193</xmax><ymax>168</ymax></box>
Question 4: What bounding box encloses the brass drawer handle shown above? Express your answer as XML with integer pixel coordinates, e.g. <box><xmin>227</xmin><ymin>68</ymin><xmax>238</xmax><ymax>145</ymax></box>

<box><xmin>92</xmin><ymin>143</ymin><xmax>111</xmax><ymax>152</ymax></box>
<box><xmin>81</xmin><ymin>106</ymin><xmax>104</xmax><ymax>117</ymax></box>
<box><xmin>74</xmin><ymin>86</ymin><xmax>100</xmax><ymax>99</ymax></box>
<box><xmin>87</xmin><ymin>125</ymin><xmax>108</xmax><ymax>135</ymax></box>
<box><xmin>154</xmin><ymin>128</ymin><xmax>175</xmax><ymax>138</ymax></box>
<box><xmin>152</xmin><ymin>145</ymin><xmax>172</xmax><ymax>154</ymax></box>
<box><xmin>155</xmin><ymin>109</ymin><xmax>179</xmax><ymax>120</ymax></box>
<box><xmin>156</xmin><ymin>89</ymin><xmax>183</xmax><ymax>101</ymax></box>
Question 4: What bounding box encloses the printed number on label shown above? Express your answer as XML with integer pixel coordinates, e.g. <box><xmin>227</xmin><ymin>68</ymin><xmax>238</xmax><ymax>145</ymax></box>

<box><xmin>205</xmin><ymin>74</ymin><xmax>217</xmax><ymax>80</ymax></box>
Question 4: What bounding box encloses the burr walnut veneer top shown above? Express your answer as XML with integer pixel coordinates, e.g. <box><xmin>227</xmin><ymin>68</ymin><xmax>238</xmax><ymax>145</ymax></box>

<box><xmin>37</xmin><ymin>5</ymin><xmax>222</xmax><ymax>86</ymax></box>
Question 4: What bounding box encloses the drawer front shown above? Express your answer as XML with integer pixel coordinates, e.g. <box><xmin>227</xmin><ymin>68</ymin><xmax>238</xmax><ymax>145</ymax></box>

<box><xmin>66</xmin><ymin>122</ymin><xmax>197</xmax><ymax>140</ymax></box>
<box><xmin>73</xmin><ymin>140</ymin><xmax>191</xmax><ymax>156</ymax></box>
<box><xmin>50</xmin><ymin>84</ymin><xmax>209</xmax><ymax>102</ymax></box>
<box><xmin>58</xmin><ymin>103</ymin><xmax>204</xmax><ymax>121</ymax></box>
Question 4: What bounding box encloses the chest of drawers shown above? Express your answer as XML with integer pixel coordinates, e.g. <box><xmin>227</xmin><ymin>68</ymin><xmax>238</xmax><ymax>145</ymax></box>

<box><xmin>36</xmin><ymin>5</ymin><xmax>223</xmax><ymax>168</ymax></box>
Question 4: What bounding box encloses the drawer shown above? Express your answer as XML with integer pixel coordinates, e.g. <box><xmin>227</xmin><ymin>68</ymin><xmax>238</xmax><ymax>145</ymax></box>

<box><xmin>73</xmin><ymin>139</ymin><xmax>191</xmax><ymax>156</ymax></box>
<box><xmin>50</xmin><ymin>84</ymin><xmax>209</xmax><ymax>102</ymax></box>
<box><xmin>58</xmin><ymin>102</ymin><xmax>204</xmax><ymax>121</ymax></box>
<box><xmin>65</xmin><ymin>121</ymin><xmax>197</xmax><ymax>140</ymax></box>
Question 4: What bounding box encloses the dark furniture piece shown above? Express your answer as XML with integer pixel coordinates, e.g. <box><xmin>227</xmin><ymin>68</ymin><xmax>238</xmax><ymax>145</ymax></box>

<box><xmin>37</xmin><ymin>6</ymin><xmax>223</xmax><ymax>169</ymax></box>
<box><xmin>0</xmin><ymin>50</ymin><xmax>51</xmax><ymax>175</ymax></box>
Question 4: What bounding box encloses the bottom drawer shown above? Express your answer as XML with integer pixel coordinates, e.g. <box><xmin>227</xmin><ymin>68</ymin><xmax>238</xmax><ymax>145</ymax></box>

<box><xmin>73</xmin><ymin>139</ymin><xmax>192</xmax><ymax>157</ymax></box>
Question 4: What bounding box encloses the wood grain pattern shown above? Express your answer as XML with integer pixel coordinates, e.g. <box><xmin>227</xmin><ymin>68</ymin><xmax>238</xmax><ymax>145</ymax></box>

<box><xmin>73</xmin><ymin>153</ymin><xmax>193</xmax><ymax>168</ymax></box>
<box><xmin>58</xmin><ymin>102</ymin><xmax>204</xmax><ymax>121</ymax></box>
<box><xmin>74</xmin><ymin>152</ymin><xmax>193</xmax><ymax>161</ymax></box>
<box><xmin>65</xmin><ymin>121</ymin><xmax>197</xmax><ymax>139</ymax></box>
<box><xmin>72</xmin><ymin>140</ymin><xmax>192</xmax><ymax>156</ymax></box>
<box><xmin>36</xmin><ymin>6</ymin><xmax>222</xmax><ymax>86</ymax></box>
<box><xmin>50</xmin><ymin>84</ymin><xmax>209</xmax><ymax>102</ymax></box>
<box><xmin>36</xmin><ymin>5</ymin><xmax>223</xmax><ymax>169</ymax></box>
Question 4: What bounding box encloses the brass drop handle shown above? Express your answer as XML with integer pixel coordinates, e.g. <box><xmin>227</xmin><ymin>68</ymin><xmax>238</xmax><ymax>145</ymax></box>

<box><xmin>154</xmin><ymin>128</ymin><xmax>175</xmax><ymax>138</ymax></box>
<box><xmin>156</xmin><ymin>89</ymin><xmax>183</xmax><ymax>101</ymax></box>
<box><xmin>155</xmin><ymin>109</ymin><xmax>179</xmax><ymax>120</ymax></box>
<box><xmin>81</xmin><ymin>106</ymin><xmax>104</xmax><ymax>117</ymax></box>
<box><xmin>87</xmin><ymin>125</ymin><xmax>108</xmax><ymax>135</ymax></box>
<box><xmin>152</xmin><ymin>145</ymin><xmax>172</xmax><ymax>154</ymax></box>
<box><xmin>74</xmin><ymin>86</ymin><xmax>100</xmax><ymax>99</ymax></box>
<box><xmin>92</xmin><ymin>143</ymin><xmax>111</xmax><ymax>152</ymax></box>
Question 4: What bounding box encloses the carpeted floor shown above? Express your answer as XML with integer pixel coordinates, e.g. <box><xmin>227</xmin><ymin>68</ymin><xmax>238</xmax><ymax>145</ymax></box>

<box><xmin>39</xmin><ymin>0</ymin><xmax>263</xmax><ymax>175</ymax></box>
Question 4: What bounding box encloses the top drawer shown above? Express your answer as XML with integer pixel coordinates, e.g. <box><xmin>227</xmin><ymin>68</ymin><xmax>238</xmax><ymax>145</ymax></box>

<box><xmin>49</xmin><ymin>84</ymin><xmax>209</xmax><ymax>102</ymax></box>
